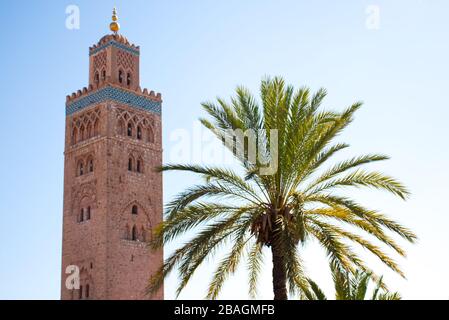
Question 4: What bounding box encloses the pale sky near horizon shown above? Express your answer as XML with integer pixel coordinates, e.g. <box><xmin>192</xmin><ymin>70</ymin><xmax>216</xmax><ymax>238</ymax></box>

<box><xmin>0</xmin><ymin>0</ymin><xmax>448</xmax><ymax>300</ymax></box>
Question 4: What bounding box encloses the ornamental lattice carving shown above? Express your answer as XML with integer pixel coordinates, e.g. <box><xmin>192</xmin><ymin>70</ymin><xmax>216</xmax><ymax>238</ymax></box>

<box><xmin>117</xmin><ymin>50</ymin><xmax>134</xmax><ymax>71</ymax></box>
<box><xmin>93</xmin><ymin>51</ymin><xmax>107</xmax><ymax>71</ymax></box>
<box><xmin>71</xmin><ymin>108</ymin><xmax>101</xmax><ymax>145</ymax></box>
<box><xmin>115</xmin><ymin>107</ymin><xmax>155</xmax><ymax>143</ymax></box>
<box><xmin>71</xmin><ymin>181</ymin><xmax>97</xmax><ymax>216</ymax></box>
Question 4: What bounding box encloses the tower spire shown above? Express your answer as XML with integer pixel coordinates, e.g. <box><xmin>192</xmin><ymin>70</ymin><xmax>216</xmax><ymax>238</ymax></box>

<box><xmin>110</xmin><ymin>7</ymin><xmax>120</xmax><ymax>34</ymax></box>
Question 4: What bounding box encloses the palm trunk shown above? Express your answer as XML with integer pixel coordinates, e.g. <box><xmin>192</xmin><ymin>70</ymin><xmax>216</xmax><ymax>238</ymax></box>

<box><xmin>271</xmin><ymin>231</ymin><xmax>288</xmax><ymax>300</ymax></box>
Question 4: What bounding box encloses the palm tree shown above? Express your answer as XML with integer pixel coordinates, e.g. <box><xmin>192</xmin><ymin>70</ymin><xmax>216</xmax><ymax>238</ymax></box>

<box><xmin>148</xmin><ymin>77</ymin><xmax>416</xmax><ymax>300</ymax></box>
<box><xmin>303</xmin><ymin>264</ymin><xmax>402</xmax><ymax>300</ymax></box>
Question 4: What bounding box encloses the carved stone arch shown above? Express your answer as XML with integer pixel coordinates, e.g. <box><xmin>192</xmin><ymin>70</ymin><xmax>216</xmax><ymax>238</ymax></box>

<box><xmin>93</xmin><ymin>119</ymin><xmax>99</xmax><ymax>136</ymax></box>
<box><xmin>94</xmin><ymin>70</ymin><xmax>100</xmax><ymax>85</ymax></box>
<box><xmin>140</xmin><ymin>118</ymin><xmax>149</xmax><ymax>128</ymax></box>
<box><xmin>88</xmin><ymin>112</ymin><xmax>97</xmax><ymax>125</ymax></box>
<box><xmin>86</xmin><ymin>122</ymin><xmax>92</xmax><ymax>139</ymax></box>
<box><xmin>126</xmin><ymin>121</ymin><xmax>134</xmax><ymax>137</ymax></box>
<box><xmin>91</xmin><ymin>108</ymin><xmax>101</xmax><ymax>122</ymax></box>
<box><xmin>136</xmin><ymin>124</ymin><xmax>143</xmax><ymax>140</ymax></box>
<box><xmin>125</xmin><ymin>69</ymin><xmax>133</xmax><ymax>87</ymax></box>
<box><xmin>86</xmin><ymin>154</ymin><xmax>94</xmax><ymax>173</ymax></box>
<box><xmin>121</xmin><ymin>112</ymin><xmax>132</xmax><ymax>124</ymax></box>
<box><xmin>118</xmin><ymin>68</ymin><xmax>124</xmax><ymax>84</ymax></box>
<box><xmin>131</xmin><ymin>224</ymin><xmax>137</xmax><ymax>241</ymax></box>
<box><xmin>122</xmin><ymin>200</ymin><xmax>151</xmax><ymax>221</ymax></box>
<box><xmin>76</xmin><ymin>159</ymin><xmax>84</xmax><ymax>176</ymax></box>
<box><xmin>78</xmin><ymin>266</ymin><xmax>94</xmax><ymax>299</ymax></box>
<box><xmin>80</xmin><ymin>183</ymin><xmax>97</xmax><ymax>202</ymax></box>
<box><xmin>147</xmin><ymin>125</ymin><xmax>154</xmax><ymax>143</ymax></box>
<box><xmin>79</xmin><ymin>194</ymin><xmax>91</xmax><ymax>222</ymax></box>
<box><xmin>72</xmin><ymin>126</ymin><xmax>78</xmax><ymax>145</ymax></box>
<box><xmin>70</xmin><ymin>182</ymin><xmax>96</xmax><ymax>224</ymax></box>
<box><xmin>100</xmin><ymin>67</ymin><xmax>106</xmax><ymax>82</ymax></box>
<box><xmin>128</xmin><ymin>149</ymin><xmax>142</xmax><ymax>164</ymax></box>
<box><xmin>82</xmin><ymin>114</ymin><xmax>90</xmax><ymax>125</ymax></box>
<box><xmin>119</xmin><ymin>201</ymin><xmax>152</xmax><ymax>244</ymax></box>
<box><xmin>74</xmin><ymin>183</ymin><xmax>97</xmax><ymax>208</ymax></box>
<box><xmin>136</xmin><ymin>114</ymin><xmax>149</xmax><ymax>126</ymax></box>
<box><xmin>127</xmin><ymin>154</ymin><xmax>135</xmax><ymax>171</ymax></box>
<box><xmin>136</xmin><ymin>155</ymin><xmax>144</xmax><ymax>173</ymax></box>
<box><xmin>79</xmin><ymin>124</ymin><xmax>85</xmax><ymax>141</ymax></box>
<box><xmin>80</xmin><ymin>194</ymin><xmax>91</xmax><ymax>205</ymax></box>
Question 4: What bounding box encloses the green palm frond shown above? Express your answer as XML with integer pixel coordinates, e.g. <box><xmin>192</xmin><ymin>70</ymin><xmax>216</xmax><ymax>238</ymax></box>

<box><xmin>308</xmin><ymin>170</ymin><xmax>410</xmax><ymax>199</ymax></box>
<box><xmin>306</xmin><ymin>278</ymin><xmax>327</xmax><ymax>300</ymax></box>
<box><xmin>305</xmin><ymin>154</ymin><xmax>390</xmax><ymax>192</ymax></box>
<box><xmin>307</xmin><ymin>217</ymin><xmax>405</xmax><ymax>277</ymax></box>
<box><xmin>378</xmin><ymin>292</ymin><xmax>402</xmax><ymax>300</ymax></box>
<box><xmin>247</xmin><ymin>242</ymin><xmax>264</xmax><ymax>299</ymax></box>
<box><xmin>304</xmin><ymin>267</ymin><xmax>401</xmax><ymax>300</ymax></box>
<box><xmin>207</xmin><ymin>230</ymin><xmax>252</xmax><ymax>299</ymax></box>
<box><xmin>149</xmin><ymin>77</ymin><xmax>415</xmax><ymax>299</ymax></box>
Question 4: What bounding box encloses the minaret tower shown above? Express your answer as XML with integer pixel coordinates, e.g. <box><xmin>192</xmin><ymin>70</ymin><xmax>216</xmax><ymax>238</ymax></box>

<box><xmin>61</xmin><ymin>9</ymin><xmax>163</xmax><ymax>300</ymax></box>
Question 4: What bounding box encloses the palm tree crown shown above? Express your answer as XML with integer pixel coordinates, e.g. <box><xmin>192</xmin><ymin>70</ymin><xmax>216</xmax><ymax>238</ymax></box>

<box><xmin>149</xmin><ymin>77</ymin><xmax>416</xmax><ymax>300</ymax></box>
<box><xmin>304</xmin><ymin>265</ymin><xmax>402</xmax><ymax>300</ymax></box>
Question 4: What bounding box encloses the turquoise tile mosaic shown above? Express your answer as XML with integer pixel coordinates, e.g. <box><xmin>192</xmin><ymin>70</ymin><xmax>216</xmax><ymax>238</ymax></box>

<box><xmin>90</xmin><ymin>40</ymin><xmax>140</xmax><ymax>56</ymax></box>
<box><xmin>66</xmin><ymin>86</ymin><xmax>161</xmax><ymax>115</ymax></box>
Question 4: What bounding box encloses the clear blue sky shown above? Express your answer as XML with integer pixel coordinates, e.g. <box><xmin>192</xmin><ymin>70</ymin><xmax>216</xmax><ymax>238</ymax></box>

<box><xmin>0</xmin><ymin>0</ymin><xmax>448</xmax><ymax>299</ymax></box>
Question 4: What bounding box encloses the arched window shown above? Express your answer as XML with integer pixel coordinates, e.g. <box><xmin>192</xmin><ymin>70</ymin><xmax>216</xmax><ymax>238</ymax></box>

<box><xmin>80</xmin><ymin>208</ymin><xmax>84</xmax><ymax>222</ymax></box>
<box><xmin>79</xmin><ymin>162</ymin><xmax>84</xmax><ymax>176</ymax></box>
<box><xmin>127</xmin><ymin>72</ymin><xmax>132</xmax><ymax>86</ymax></box>
<box><xmin>147</xmin><ymin>127</ymin><xmax>154</xmax><ymax>143</ymax></box>
<box><xmin>79</xmin><ymin>285</ymin><xmax>83</xmax><ymax>299</ymax></box>
<box><xmin>131</xmin><ymin>225</ymin><xmax>137</xmax><ymax>241</ymax></box>
<box><xmin>85</xmin><ymin>284</ymin><xmax>90</xmax><ymax>299</ymax></box>
<box><xmin>102</xmin><ymin>69</ymin><xmax>106</xmax><ymax>81</ymax></box>
<box><xmin>132</xmin><ymin>205</ymin><xmax>138</xmax><ymax>215</ymax></box>
<box><xmin>86</xmin><ymin>123</ymin><xmax>92</xmax><ymax>139</ymax></box>
<box><xmin>137</xmin><ymin>126</ymin><xmax>142</xmax><ymax>140</ymax></box>
<box><xmin>128</xmin><ymin>158</ymin><xmax>133</xmax><ymax>171</ymax></box>
<box><xmin>93</xmin><ymin>120</ymin><xmax>99</xmax><ymax>136</ymax></box>
<box><xmin>88</xmin><ymin>158</ymin><xmax>94</xmax><ymax>173</ymax></box>
<box><xmin>118</xmin><ymin>70</ymin><xmax>123</xmax><ymax>83</ymax></box>
<box><xmin>127</xmin><ymin>123</ymin><xmax>133</xmax><ymax>137</ymax></box>
<box><xmin>86</xmin><ymin>207</ymin><xmax>91</xmax><ymax>220</ymax></box>
<box><xmin>136</xmin><ymin>160</ymin><xmax>141</xmax><ymax>173</ymax></box>
<box><xmin>80</xmin><ymin>125</ymin><xmax>85</xmax><ymax>141</ymax></box>
<box><xmin>94</xmin><ymin>72</ymin><xmax>99</xmax><ymax>85</ymax></box>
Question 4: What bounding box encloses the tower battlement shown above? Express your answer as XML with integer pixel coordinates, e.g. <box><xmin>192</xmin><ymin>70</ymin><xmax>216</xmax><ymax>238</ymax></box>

<box><xmin>89</xmin><ymin>34</ymin><xmax>140</xmax><ymax>56</ymax></box>
<box><xmin>66</xmin><ymin>84</ymin><xmax>162</xmax><ymax>104</ymax></box>
<box><xmin>65</xmin><ymin>84</ymin><xmax>162</xmax><ymax>116</ymax></box>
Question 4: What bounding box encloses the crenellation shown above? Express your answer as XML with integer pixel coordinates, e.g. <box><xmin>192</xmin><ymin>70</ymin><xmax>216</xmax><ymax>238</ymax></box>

<box><xmin>66</xmin><ymin>85</ymin><xmax>162</xmax><ymax>105</ymax></box>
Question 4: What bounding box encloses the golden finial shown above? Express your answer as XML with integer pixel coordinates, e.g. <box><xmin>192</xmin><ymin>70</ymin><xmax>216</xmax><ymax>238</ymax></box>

<box><xmin>110</xmin><ymin>7</ymin><xmax>120</xmax><ymax>34</ymax></box>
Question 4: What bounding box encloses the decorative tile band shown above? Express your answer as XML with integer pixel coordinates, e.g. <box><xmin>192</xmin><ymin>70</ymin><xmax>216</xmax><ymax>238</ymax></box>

<box><xmin>90</xmin><ymin>40</ymin><xmax>140</xmax><ymax>56</ymax></box>
<box><xmin>66</xmin><ymin>86</ymin><xmax>161</xmax><ymax>115</ymax></box>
